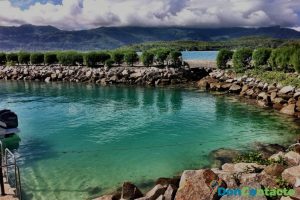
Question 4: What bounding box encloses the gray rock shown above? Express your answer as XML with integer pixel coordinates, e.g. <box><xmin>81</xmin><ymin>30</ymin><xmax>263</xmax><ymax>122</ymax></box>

<box><xmin>45</xmin><ymin>77</ymin><xmax>51</xmax><ymax>83</ymax></box>
<box><xmin>164</xmin><ymin>185</ymin><xmax>177</xmax><ymax>200</ymax></box>
<box><xmin>279</xmin><ymin>86</ymin><xmax>295</xmax><ymax>94</ymax></box>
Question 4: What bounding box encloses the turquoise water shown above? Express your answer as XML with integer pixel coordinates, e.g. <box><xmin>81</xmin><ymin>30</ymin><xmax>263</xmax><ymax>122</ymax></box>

<box><xmin>0</xmin><ymin>81</ymin><xmax>299</xmax><ymax>200</ymax></box>
<box><xmin>181</xmin><ymin>51</ymin><xmax>218</xmax><ymax>61</ymax></box>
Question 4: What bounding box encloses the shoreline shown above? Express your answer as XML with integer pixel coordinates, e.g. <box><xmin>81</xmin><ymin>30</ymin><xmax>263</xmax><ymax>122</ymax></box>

<box><xmin>2</xmin><ymin>66</ymin><xmax>300</xmax><ymax>200</ymax></box>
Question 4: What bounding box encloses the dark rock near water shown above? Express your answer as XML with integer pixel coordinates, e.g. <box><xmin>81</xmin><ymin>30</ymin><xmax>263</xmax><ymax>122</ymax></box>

<box><xmin>121</xmin><ymin>182</ymin><xmax>143</xmax><ymax>200</ymax></box>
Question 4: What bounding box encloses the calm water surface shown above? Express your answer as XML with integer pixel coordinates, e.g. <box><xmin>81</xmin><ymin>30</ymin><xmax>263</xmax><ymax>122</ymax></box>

<box><xmin>0</xmin><ymin>81</ymin><xmax>299</xmax><ymax>200</ymax></box>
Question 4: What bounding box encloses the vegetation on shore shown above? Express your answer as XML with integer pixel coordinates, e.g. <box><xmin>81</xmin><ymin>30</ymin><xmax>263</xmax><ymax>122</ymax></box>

<box><xmin>0</xmin><ymin>48</ymin><xmax>183</xmax><ymax>68</ymax></box>
<box><xmin>217</xmin><ymin>43</ymin><xmax>300</xmax><ymax>87</ymax></box>
<box><xmin>121</xmin><ymin>36</ymin><xmax>288</xmax><ymax>51</ymax></box>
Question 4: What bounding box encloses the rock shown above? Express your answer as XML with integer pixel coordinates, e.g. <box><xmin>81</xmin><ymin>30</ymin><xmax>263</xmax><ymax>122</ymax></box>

<box><xmin>229</xmin><ymin>84</ymin><xmax>241</xmax><ymax>93</ymax></box>
<box><xmin>255</xmin><ymin>143</ymin><xmax>286</xmax><ymax>158</ymax></box>
<box><xmin>211</xmin><ymin>169</ymin><xmax>238</xmax><ymax>188</ymax></box>
<box><xmin>257</xmin><ymin>92</ymin><xmax>268</xmax><ymax>100</ymax></box>
<box><xmin>121</xmin><ymin>182</ymin><xmax>143</xmax><ymax>200</ymax></box>
<box><xmin>280</xmin><ymin>104</ymin><xmax>296</xmax><ymax>116</ymax></box>
<box><xmin>239</xmin><ymin>173</ymin><xmax>259</xmax><ymax>184</ymax></box>
<box><xmin>222</xmin><ymin>163</ymin><xmax>265</xmax><ymax>173</ymax></box>
<box><xmin>273</xmin><ymin>103</ymin><xmax>284</xmax><ymax>110</ymax></box>
<box><xmin>273</xmin><ymin>97</ymin><xmax>286</xmax><ymax>104</ymax></box>
<box><xmin>279</xmin><ymin>86</ymin><xmax>295</xmax><ymax>94</ymax></box>
<box><xmin>142</xmin><ymin>184</ymin><xmax>167</xmax><ymax>200</ymax></box>
<box><xmin>269</xmin><ymin>151</ymin><xmax>285</xmax><ymax>161</ymax></box>
<box><xmin>164</xmin><ymin>185</ymin><xmax>177</xmax><ymax>200</ymax></box>
<box><xmin>258</xmin><ymin>173</ymin><xmax>278</xmax><ymax>188</ymax></box>
<box><xmin>130</xmin><ymin>72</ymin><xmax>142</xmax><ymax>79</ymax></box>
<box><xmin>92</xmin><ymin>195</ymin><xmax>113</xmax><ymax>200</ymax></box>
<box><xmin>156</xmin><ymin>195</ymin><xmax>164</xmax><ymax>200</ymax></box>
<box><xmin>282</xmin><ymin>165</ymin><xmax>300</xmax><ymax>186</ymax></box>
<box><xmin>262</xmin><ymin>164</ymin><xmax>285</xmax><ymax>177</ymax></box>
<box><xmin>175</xmin><ymin>169</ymin><xmax>226</xmax><ymax>200</ymax></box>
<box><xmin>210</xmin><ymin>148</ymin><xmax>240</xmax><ymax>166</ymax></box>
<box><xmin>109</xmin><ymin>75</ymin><xmax>118</xmax><ymax>82</ymax></box>
<box><xmin>284</xmin><ymin>151</ymin><xmax>300</xmax><ymax>166</ymax></box>
<box><xmin>155</xmin><ymin>177</ymin><xmax>180</xmax><ymax>187</ymax></box>
<box><xmin>122</xmin><ymin>70</ymin><xmax>129</xmax><ymax>76</ymax></box>
<box><xmin>294</xmin><ymin>92</ymin><xmax>300</xmax><ymax>99</ymax></box>
<box><xmin>271</xmin><ymin>92</ymin><xmax>277</xmax><ymax>101</ymax></box>
<box><xmin>45</xmin><ymin>77</ymin><xmax>51</xmax><ymax>83</ymax></box>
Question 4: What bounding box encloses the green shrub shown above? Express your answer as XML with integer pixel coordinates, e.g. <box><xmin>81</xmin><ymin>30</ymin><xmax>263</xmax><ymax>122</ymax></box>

<box><xmin>217</xmin><ymin>49</ymin><xmax>233</xmax><ymax>69</ymax></box>
<box><xmin>18</xmin><ymin>52</ymin><xmax>30</xmax><ymax>65</ymax></box>
<box><xmin>105</xmin><ymin>59</ymin><xmax>114</xmax><ymax>68</ymax></box>
<box><xmin>57</xmin><ymin>51</ymin><xmax>83</xmax><ymax>66</ymax></box>
<box><xmin>6</xmin><ymin>53</ymin><xmax>19</xmax><ymax>64</ymax></box>
<box><xmin>252</xmin><ymin>48</ymin><xmax>272</xmax><ymax>68</ymax></box>
<box><xmin>268</xmin><ymin>49</ymin><xmax>280</xmax><ymax>70</ymax></box>
<box><xmin>111</xmin><ymin>51</ymin><xmax>124</xmax><ymax>66</ymax></box>
<box><xmin>0</xmin><ymin>53</ymin><xmax>6</xmax><ymax>65</ymax></box>
<box><xmin>30</xmin><ymin>53</ymin><xmax>44</xmax><ymax>65</ymax></box>
<box><xmin>124</xmin><ymin>51</ymin><xmax>139</xmax><ymax>66</ymax></box>
<box><xmin>141</xmin><ymin>51</ymin><xmax>154</xmax><ymax>67</ymax></box>
<box><xmin>98</xmin><ymin>52</ymin><xmax>111</xmax><ymax>65</ymax></box>
<box><xmin>154</xmin><ymin>48</ymin><xmax>171</xmax><ymax>66</ymax></box>
<box><xmin>232</xmin><ymin>48</ymin><xmax>253</xmax><ymax>72</ymax></box>
<box><xmin>291</xmin><ymin>49</ymin><xmax>300</xmax><ymax>73</ymax></box>
<box><xmin>169</xmin><ymin>50</ymin><xmax>182</xmax><ymax>67</ymax></box>
<box><xmin>84</xmin><ymin>52</ymin><xmax>101</xmax><ymax>68</ymax></box>
<box><xmin>275</xmin><ymin>47</ymin><xmax>295</xmax><ymax>71</ymax></box>
<box><xmin>44</xmin><ymin>52</ymin><xmax>58</xmax><ymax>65</ymax></box>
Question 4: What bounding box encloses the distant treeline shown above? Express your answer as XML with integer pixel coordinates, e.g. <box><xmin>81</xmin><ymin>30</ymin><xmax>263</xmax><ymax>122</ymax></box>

<box><xmin>0</xmin><ymin>48</ymin><xmax>182</xmax><ymax>68</ymax></box>
<box><xmin>121</xmin><ymin>37</ymin><xmax>291</xmax><ymax>51</ymax></box>
<box><xmin>217</xmin><ymin>43</ymin><xmax>300</xmax><ymax>73</ymax></box>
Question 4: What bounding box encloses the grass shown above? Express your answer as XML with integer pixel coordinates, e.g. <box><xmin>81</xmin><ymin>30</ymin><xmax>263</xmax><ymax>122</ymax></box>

<box><xmin>234</xmin><ymin>152</ymin><xmax>287</xmax><ymax>166</ymax></box>
<box><xmin>244</xmin><ymin>69</ymin><xmax>300</xmax><ymax>88</ymax></box>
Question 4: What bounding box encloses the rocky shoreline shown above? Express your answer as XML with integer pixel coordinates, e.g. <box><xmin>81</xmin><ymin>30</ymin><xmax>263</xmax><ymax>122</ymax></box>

<box><xmin>0</xmin><ymin>65</ymin><xmax>211</xmax><ymax>86</ymax></box>
<box><xmin>198</xmin><ymin>69</ymin><xmax>300</xmax><ymax>118</ymax></box>
<box><xmin>93</xmin><ymin>69</ymin><xmax>300</xmax><ymax>200</ymax></box>
<box><xmin>94</xmin><ymin>141</ymin><xmax>300</xmax><ymax>200</ymax></box>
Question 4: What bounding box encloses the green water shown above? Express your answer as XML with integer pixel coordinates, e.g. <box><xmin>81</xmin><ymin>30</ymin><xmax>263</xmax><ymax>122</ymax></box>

<box><xmin>0</xmin><ymin>81</ymin><xmax>299</xmax><ymax>200</ymax></box>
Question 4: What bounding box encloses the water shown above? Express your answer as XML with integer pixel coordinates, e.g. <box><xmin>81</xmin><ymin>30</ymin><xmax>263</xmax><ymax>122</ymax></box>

<box><xmin>181</xmin><ymin>51</ymin><xmax>218</xmax><ymax>61</ymax></box>
<box><xmin>0</xmin><ymin>81</ymin><xmax>299</xmax><ymax>200</ymax></box>
<box><xmin>137</xmin><ymin>51</ymin><xmax>218</xmax><ymax>61</ymax></box>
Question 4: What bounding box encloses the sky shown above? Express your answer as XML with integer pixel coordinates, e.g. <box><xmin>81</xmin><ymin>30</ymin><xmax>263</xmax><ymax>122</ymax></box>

<box><xmin>0</xmin><ymin>0</ymin><xmax>300</xmax><ymax>30</ymax></box>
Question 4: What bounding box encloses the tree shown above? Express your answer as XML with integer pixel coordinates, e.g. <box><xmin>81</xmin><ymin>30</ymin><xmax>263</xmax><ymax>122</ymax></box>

<box><xmin>154</xmin><ymin>48</ymin><xmax>170</xmax><ymax>66</ymax></box>
<box><xmin>141</xmin><ymin>51</ymin><xmax>154</xmax><ymax>67</ymax></box>
<box><xmin>216</xmin><ymin>49</ymin><xmax>233</xmax><ymax>69</ymax></box>
<box><xmin>57</xmin><ymin>51</ymin><xmax>83</xmax><ymax>66</ymax></box>
<box><xmin>252</xmin><ymin>48</ymin><xmax>272</xmax><ymax>69</ymax></box>
<box><xmin>44</xmin><ymin>52</ymin><xmax>58</xmax><ymax>65</ymax></box>
<box><xmin>232</xmin><ymin>48</ymin><xmax>253</xmax><ymax>72</ymax></box>
<box><xmin>30</xmin><ymin>53</ymin><xmax>44</xmax><ymax>65</ymax></box>
<box><xmin>18</xmin><ymin>52</ymin><xmax>30</xmax><ymax>65</ymax></box>
<box><xmin>291</xmin><ymin>49</ymin><xmax>300</xmax><ymax>73</ymax></box>
<box><xmin>124</xmin><ymin>51</ymin><xmax>139</xmax><ymax>66</ymax></box>
<box><xmin>169</xmin><ymin>50</ymin><xmax>182</xmax><ymax>67</ymax></box>
<box><xmin>275</xmin><ymin>47</ymin><xmax>295</xmax><ymax>72</ymax></box>
<box><xmin>268</xmin><ymin>49</ymin><xmax>280</xmax><ymax>70</ymax></box>
<box><xmin>6</xmin><ymin>53</ymin><xmax>19</xmax><ymax>64</ymax></box>
<box><xmin>0</xmin><ymin>53</ymin><xmax>6</xmax><ymax>65</ymax></box>
<box><xmin>84</xmin><ymin>52</ymin><xmax>101</xmax><ymax>68</ymax></box>
<box><xmin>105</xmin><ymin>59</ymin><xmax>114</xmax><ymax>68</ymax></box>
<box><xmin>111</xmin><ymin>51</ymin><xmax>124</xmax><ymax>66</ymax></box>
<box><xmin>98</xmin><ymin>52</ymin><xmax>111</xmax><ymax>65</ymax></box>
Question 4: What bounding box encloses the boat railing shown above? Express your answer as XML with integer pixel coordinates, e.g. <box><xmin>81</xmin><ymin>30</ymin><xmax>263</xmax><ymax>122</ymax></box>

<box><xmin>0</xmin><ymin>140</ymin><xmax>22</xmax><ymax>200</ymax></box>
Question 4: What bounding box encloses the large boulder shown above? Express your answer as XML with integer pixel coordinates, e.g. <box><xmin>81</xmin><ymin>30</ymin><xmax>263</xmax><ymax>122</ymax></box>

<box><xmin>164</xmin><ymin>185</ymin><xmax>177</xmax><ymax>200</ymax></box>
<box><xmin>279</xmin><ymin>86</ymin><xmax>295</xmax><ymax>94</ymax></box>
<box><xmin>280</xmin><ymin>104</ymin><xmax>296</xmax><ymax>116</ymax></box>
<box><xmin>142</xmin><ymin>184</ymin><xmax>168</xmax><ymax>200</ymax></box>
<box><xmin>210</xmin><ymin>148</ymin><xmax>240</xmax><ymax>167</ymax></box>
<box><xmin>229</xmin><ymin>84</ymin><xmax>242</xmax><ymax>93</ymax></box>
<box><xmin>211</xmin><ymin>169</ymin><xmax>238</xmax><ymax>188</ymax></box>
<box><xmin>175</xmin><ymin>169</ymin><xmax>226</xmax><ymax>200</ymax></box>
<box><xmin>222</xmin><ymin>163</ymin><xmax>265</xmax><ymax>173</ymax></box>
<box><xmin>262</xmin><ymin>164</ymin><xmax>286</xmax><ymax>177</ymax></box>
<box><xmin>284</xmin><ymin>151</ymin><xmax>300</xmax><ymax>166</ymax></box>
<box><xmin>121</xmin><ymin>182</ymin><xmax>143</xmax><ymax>200</ymax></box>
<box><xmin>92</xmin><ymin>195</ymin><xmax>113</xmax><ymax>200</ymax></box>
<box><xmin>282</xmin><ymin>165</ymin><xmax>300</xmax><ymax>186</ymax></box>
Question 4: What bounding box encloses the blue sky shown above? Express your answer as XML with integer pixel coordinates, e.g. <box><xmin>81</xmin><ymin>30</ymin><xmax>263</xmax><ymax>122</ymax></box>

<box><xmin>1</xmin><ymin>0</ymin><xmax>300</xmax><ymax>30</ymax></box>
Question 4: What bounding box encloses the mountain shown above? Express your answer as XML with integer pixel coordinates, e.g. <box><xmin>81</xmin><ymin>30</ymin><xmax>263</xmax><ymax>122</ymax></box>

<box><xmin>0</xmin><ymin>24</ymin><xmax>300</xmax><ymax>51</ymax></box>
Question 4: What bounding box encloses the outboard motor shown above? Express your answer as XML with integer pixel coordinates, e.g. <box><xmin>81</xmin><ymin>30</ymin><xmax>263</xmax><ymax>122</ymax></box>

<box><xmin>0</xmin><ymin>110</ymin><xmax>18</xmax><ymax>129</ymax></box>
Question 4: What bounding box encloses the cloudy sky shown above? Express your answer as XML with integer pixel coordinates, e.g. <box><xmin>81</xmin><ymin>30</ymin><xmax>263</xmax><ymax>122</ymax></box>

<box><xmin>0</xmin><ymin>0</ymin><xmax>300</xmax><ymax>30</ymax></box>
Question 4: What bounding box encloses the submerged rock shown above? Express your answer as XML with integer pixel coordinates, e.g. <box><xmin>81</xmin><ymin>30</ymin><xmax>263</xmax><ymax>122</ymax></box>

<box><xmin>121</xmin><ymin>182</ymin><xmax>143</xmax><ymax>200</ymax></box>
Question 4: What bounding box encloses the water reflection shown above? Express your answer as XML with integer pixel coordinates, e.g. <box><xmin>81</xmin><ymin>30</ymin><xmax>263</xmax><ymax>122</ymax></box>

<box><xmin>0</xmin><ymin>81</ymin><xmax>183</xmax><ymax>114</ymax></box>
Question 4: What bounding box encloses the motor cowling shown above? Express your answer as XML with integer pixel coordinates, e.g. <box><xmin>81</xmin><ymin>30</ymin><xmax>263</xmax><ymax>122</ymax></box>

<box><xmin>0</xmin><ymin>110</ymin><xmax>18</xmax><ymax>129</ymax></box>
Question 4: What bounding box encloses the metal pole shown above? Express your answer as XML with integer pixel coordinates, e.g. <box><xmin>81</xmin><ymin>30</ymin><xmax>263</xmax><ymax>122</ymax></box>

<box><xmin>0</xmin><ymin>145</ymin><xmax>5</xmax><ymax>196</ymax></box>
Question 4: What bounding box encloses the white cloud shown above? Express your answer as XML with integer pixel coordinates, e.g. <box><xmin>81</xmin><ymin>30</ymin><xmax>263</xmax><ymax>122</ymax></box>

<box><xmin>0</xmin><ymin>0</ymin><xmax>299</xmax><ymax>30</ymax></box>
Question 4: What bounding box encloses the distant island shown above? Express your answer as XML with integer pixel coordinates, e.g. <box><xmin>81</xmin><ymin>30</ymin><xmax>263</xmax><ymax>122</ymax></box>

<box><xmin>0</xmin><ymin>25</ymin><xmax>300</xmax><ymax>51</ymax></box>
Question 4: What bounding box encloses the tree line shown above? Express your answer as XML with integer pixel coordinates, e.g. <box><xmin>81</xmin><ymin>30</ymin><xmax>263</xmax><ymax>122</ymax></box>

<box><xmin>216</xmin><ymin>44</ymin><xmax>300</xmax><ymax>73</ymax></box>
<box><xmin>0</xmin><ymin>48</ymin><xmax>182</xmax><ymax>68</ymax></box>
